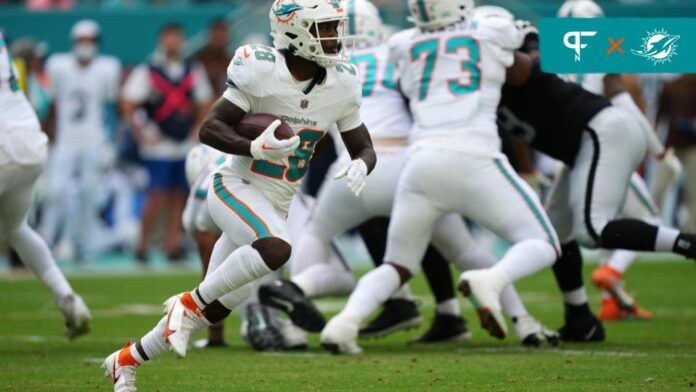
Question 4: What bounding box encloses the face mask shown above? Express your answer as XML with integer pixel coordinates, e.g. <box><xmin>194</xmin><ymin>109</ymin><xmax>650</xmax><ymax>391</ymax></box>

<box><xmin>74</xmin><ymin>42</ymin><xmax>97</xmax><ymax>61</ymax></box>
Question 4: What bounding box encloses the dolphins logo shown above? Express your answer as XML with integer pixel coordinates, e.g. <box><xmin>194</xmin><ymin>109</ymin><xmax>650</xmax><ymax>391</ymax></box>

<box><xmin>273</xmin><ymin>0</ymin><xmax>303</xmax><ymax>24</ymax></box>
<box><xmin>632</xmin><ymin>29</ymin><xmax>680</xmax><ymax>65</ymax></box>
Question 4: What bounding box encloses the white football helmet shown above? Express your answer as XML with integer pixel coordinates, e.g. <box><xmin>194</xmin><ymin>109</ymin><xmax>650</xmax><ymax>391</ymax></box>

<box><xmin>269</xmin><ymin>0</ymin><xmax>354</xmax><ymax>68</ymax></box>
<box><xmin>472</xmin><ymin>5</ymin><xmax>514</xmax><ymax>22</ymax></box>
<box><xmin>185</xmin><ymin>144</ymin><xmax>223</xmax><ymax>187</ymax></box>
<box><xmin>341</xmin><ymin>0</ymin><xmax>383</xmax><ymax>48</ymax></box>
<box><xmin>557</xmin><ymin>0</ymin><xmax>604</xmax><ymax>18</ymax></box>
<box><xmin>408</xmin><ymin>0</ymin><xmax>475</xmax><ymax>31</ymax></box>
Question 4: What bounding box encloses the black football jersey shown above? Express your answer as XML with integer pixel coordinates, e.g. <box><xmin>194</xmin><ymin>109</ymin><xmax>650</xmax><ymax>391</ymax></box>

<box><xmin>498</xmin><ymin>59</ymin><xmax>611</xmax><ymax>166</ymax></box>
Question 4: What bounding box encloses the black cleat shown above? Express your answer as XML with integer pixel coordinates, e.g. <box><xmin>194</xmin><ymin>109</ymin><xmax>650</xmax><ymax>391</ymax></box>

<box><xmin>258</xmin><ymin>279</ymin><xmax>326</xmax><ymax>332</ymax></box>
<box><xmin>558</xmin><ymin>314</ymin><xmax>606</xmax><ymax>342</ymax></box>
<box><xmin>245</xmin><ymin>303</ymin><xmax>284</xmax><ymax>351</ymax></box>
<box><xmin>359</xmin><ymin>299</ymin><xmax>422</xmax><ymax>338</ymax></box>
<box><xmin>411</xmin><ymin>313</ymin><xmax>471</xmax><ymax>344</ymax></box>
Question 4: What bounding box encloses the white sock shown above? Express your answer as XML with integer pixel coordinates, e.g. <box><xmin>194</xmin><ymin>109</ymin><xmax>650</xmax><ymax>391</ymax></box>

<box><xmin>436</xmin><ymin>298</ymin><xmax>460</xmax><ymax>316</ymax></box>
<box><xmin>606</xmin><ymin>250</ymin><xmax>637</xmax><ymax>274</ymax></box>
<box><xmin>601</xmin><ymin>290</ymin><xmax>612</xmax><ymax>299</ymax></box>
<box><xmin>217</xmin><ymin>281</ymin><xmax>257</xmax><ymax>310</ymax></box>
<box><xmin>390</xmin><ymin>283</ymin><xmax>414</xmax><ymax>301</ymax></box>
<box><xmin>292</xmin><ymin>264</ymin><xmax>355</xmax><ymax>298</ymax></box>
<box><xmin>655</xmin><ymin>226</ymin><xmax>680</xmax><ymax>252</ymax></box>
<box><xmin>563</xmin><ymin>287</ymin><xmax>588</xmax><ymax>306</ymax></box>
<box><xmin>500</xmin><ymin>284</ymin><xmax>528</xmax><ymax>319</ymax></box>
<box><xmin>197</xmin><ymin>245</ymin><xmax>272</xmax><ymax>304</ymax></box>
<box><xmin>138</xmin><ymin>316</ymin><xmax>170</xmax><ymax>362</ymax></box>
<box><xmin>341</xmin><ymin>264</ymin><xmax>401</xmax><ymax>321</ymax></box>
<box><xmin>459</xmin><ymin>247</ymin><xmax>498</xmax><ymax>269</ymax></box>
<box><xmin>495</xmin><ymin>239</ymin><xmax>557</xmax><ymax>282</ymax></box>
<box><xmin>9</xmin><ymin>223</ymin><xmax>73</xmax><ymax>299</ymax></box>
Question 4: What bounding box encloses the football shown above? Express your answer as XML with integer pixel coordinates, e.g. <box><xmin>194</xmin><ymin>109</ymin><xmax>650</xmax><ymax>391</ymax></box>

<box><xmin>235</xmin><ymin>113</ymin><xmax>295</xmax><ymax>140</ymax></box>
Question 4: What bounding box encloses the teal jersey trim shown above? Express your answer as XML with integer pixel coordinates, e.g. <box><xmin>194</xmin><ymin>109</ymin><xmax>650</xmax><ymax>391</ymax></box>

<box><xmin>494</xmin><ymin>159</ymin><xmax>558</xmax><ymax>250</ymax></box>
<box><xmin>213</xmin><ymin>173</ymin><xmax>272</xmax><ymax>239</ymax></box>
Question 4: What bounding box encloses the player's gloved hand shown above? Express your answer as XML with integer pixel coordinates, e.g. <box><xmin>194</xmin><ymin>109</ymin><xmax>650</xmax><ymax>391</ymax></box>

<box><xmin>249</xmin><ymin>119</ymin><xmax>300</xmax><ymax>161</ymax></box>
<box><xmin>659</xmin><ymin>147</ymin><xmax>683</xmax><ymax>180</ymax></box>
<box><xmin>334</xmin><ymin>158</ymin><xmax>368</xmax><ymax>196</ymax></box>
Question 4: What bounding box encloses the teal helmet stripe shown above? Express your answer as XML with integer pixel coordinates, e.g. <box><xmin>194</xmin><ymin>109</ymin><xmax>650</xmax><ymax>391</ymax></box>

<box><xmin>417</xmin><ymin>0</ymin><xmax>431</xmax><ymax>22</ymax></box>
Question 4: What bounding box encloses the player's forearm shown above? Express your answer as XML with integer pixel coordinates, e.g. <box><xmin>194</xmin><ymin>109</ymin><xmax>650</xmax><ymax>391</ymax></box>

<box><xmin>340</xmin><ymin>124</ymin><xmax>377</xmax><ymax>174</ymax></box>
<box><xmin>353</xmin><ymin>147</ymin><xmax>376</xmax><ymax>174</ymax></box>
<box><xmin>199</xmin><ymin>117</ymin><xmax>252</xmax><ymax>157</ymax></box>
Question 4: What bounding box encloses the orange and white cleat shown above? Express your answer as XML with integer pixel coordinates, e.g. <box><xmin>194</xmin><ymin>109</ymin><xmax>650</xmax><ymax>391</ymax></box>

<box><xmin>598</xmin><ymin>297</ymin><xmax>652</xmax><ymax>322</ymax></box>
<box><xmin>458</xmin><ymin>269</ymin><xmax>508</xmax><ymax>339</ymax></box>
<box><xmin>162</xmin><ymin>292</ymin><xmax>205</xmax><ymax>357</ymax></box>
<box><xmin>102</xmin><ymin>343</ymin><xmax>138</xmax><ymax>392</ymax></box>
<box><xmin>591</xmin><ymin>265</ymin><xmax>635</xmax><ymax>311</ymax></box>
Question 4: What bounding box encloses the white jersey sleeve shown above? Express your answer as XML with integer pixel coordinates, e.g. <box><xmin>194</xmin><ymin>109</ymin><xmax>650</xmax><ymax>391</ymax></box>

<box><xmin>333</xmin><ymin>62</ymin><xmax>362</xmax><ymax>132</ymax></box>
<box><xmin>473</xmin><ymin>16</ymin><xmax>523</xmax><ymax>67</ymax></box>
<box><xmin>222</xmin><ymin>44</ymin><xmax>279</xmax><ymax>111</ymax></box>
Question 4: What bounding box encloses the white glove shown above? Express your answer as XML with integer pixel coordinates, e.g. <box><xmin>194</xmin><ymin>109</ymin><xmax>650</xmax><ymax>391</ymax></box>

<box><xmin>659</xmin><ymin>147</ymin><xmax>683</xmax><ymax>181</ymax></box>
<box><xmin>249</xmin><ymin>120</ymin><xmax>300</xmax><ymax>161</ymax></box>
<box><xmin>334</xmin><ymin>158</ymin><xmax>368</xmax><ymax>196</ymax></box>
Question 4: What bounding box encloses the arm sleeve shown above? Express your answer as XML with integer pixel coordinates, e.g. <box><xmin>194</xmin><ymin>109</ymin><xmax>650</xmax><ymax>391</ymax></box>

<box><xmin>121</xmin><ymin>65</ymin><xmax>150</xmax><ymax>104</ymax></box>
<box><xmin>222</xmin><ymin>85</ymin><xmax>251</xmax><ymax>112</ymax></box>
<box><xmin>476</xmin><ymin>17</ymin><xmax>523</xmax><ymax>67</ymax></box>
<box><xmin>336</xmin><ymin>107</ymin><xmax>363</xmax><ymax>132</ymax></box>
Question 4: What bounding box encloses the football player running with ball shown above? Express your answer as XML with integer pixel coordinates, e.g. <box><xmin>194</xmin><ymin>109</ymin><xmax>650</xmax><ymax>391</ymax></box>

<box><xmin>321</xmin><ymin>0</ymin><xmax>562</xmax><ymax>353</ymax></box>
<box><xmin>102</xmin><ymin>1</ymin><xmax>375</xmax><ymax>390</ymax></box>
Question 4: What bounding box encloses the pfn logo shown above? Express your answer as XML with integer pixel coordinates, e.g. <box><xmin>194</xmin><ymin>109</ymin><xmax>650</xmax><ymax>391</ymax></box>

<box><xmin>563</xmin><ymin>31</ymin><xmax>597</xmax><ymax>62</ymax></box>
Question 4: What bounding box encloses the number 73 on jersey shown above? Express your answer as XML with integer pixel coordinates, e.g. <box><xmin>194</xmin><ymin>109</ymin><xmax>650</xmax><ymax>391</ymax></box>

<box><xmin>410</xmin><ymin>36</ymin><xmax>481</xmax><ymax>101</ymax></box>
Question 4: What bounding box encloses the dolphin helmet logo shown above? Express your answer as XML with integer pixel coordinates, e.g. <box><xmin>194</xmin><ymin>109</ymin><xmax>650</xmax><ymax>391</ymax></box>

<box><xmin>632</xmin><ymin>29</ymin><xmax>680</xmax><ymax>65</ymax></box>
<box><xmin>273</xmin><ymin>0</ymin><xmax>303</xmax><ymax>24</ymax></box>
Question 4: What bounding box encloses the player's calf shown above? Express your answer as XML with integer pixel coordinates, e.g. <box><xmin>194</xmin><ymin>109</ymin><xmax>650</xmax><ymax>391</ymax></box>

<box><xmin>252</xmin><ymin>237</ymin><xmax>292</xmax><ymax>271</ymax></box>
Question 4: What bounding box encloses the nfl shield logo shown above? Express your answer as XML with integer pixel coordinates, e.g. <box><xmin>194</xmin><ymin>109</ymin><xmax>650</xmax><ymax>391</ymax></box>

<box><xmin>300</xmin><ymin>99</ymin><xmax>309</xmax><ymax>109</ymax></box>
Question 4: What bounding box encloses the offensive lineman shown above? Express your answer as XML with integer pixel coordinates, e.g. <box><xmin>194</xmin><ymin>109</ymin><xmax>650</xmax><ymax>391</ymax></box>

<box><xmin>484</xmin><ymin>17</ymin><xmax>696</xmax><ymax>340</ymax></box>
<box><xmin>265</xmin><ymin>0</ymin><xmax>557</xmax><ymax>352</ymax></box>
<box><xmin>0</xmin><ymin>31</ymin><xmax>92</xmax><ymax>340</ymax></box>
<box><xmin>556</xmin><ymin>0</ymin><xmax>678</xmax><ymax>321</ymax></box>
<box><xmin>321</xmin><ymin>0</ymin><xmax>562</xmax><ymax>352</ymax></box>
<box><xmin>102</xmin><ymin>1</ymin><xmax>376</xmax><ymax>389</ymax></box>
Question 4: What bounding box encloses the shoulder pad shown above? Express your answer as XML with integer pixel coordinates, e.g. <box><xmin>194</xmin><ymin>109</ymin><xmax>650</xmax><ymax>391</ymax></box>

<box><xmin>227</xmin><ymin>44</ymin><xmax>279</xmax><ymax>96</ymax></box>
<box><xmin>332</xmin><ymin>62</ymin><xmax>362</xmax><ymax>104</ymax></box>
<box><xmin>473</xmin><ymin>16</ymin><xmax>523</xmax><ymax>51</ymax></box>
<box><xmin>387</xmin><ymin>28</ymin><xmax>417</xmax><ymax>63</ymax></box>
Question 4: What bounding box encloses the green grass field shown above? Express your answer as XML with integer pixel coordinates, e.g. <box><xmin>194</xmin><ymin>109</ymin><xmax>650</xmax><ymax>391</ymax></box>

<box><xmin>1</xmin><ymin>261</ymin><xmax>694</xmax><ymax>391</ymax></box>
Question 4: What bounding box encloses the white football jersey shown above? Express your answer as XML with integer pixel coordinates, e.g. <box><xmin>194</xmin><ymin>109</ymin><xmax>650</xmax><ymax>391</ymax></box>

<box><xmin>352</xmin><ymin>43</ymin><xmax>411</xmax><ymax>139</ymax></box>
<box><xmin>221</xmin><ymin>44</ymin><xmax>363</xmax><ymax>213</ymax></box>
<box><xmin>46</xmin><ymin>53</ymin><xmax>121</xmax><ymax>147</ymax></box>
<box><xmin>0</xmin><ymin>32</ymin><xmax>47</xmax><ymax>166</ymax></box>
<box><xmin>390</xmin><ymin>18</ymin><xmax>522</xmax><ymax>154</ymax></box>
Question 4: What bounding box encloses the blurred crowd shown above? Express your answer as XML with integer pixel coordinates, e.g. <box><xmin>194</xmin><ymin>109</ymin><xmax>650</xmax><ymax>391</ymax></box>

<box><xmin>5</xmin><ymin>19</ymin><xmax>233</xmax><ymax>265</ymax></box>
<box><xmin>3</xmin><ymin>16</ymin><xmax>696</xmax><ymax>270</ymax></box>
